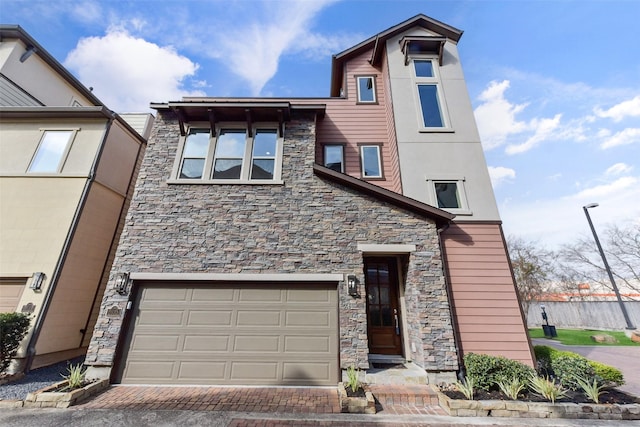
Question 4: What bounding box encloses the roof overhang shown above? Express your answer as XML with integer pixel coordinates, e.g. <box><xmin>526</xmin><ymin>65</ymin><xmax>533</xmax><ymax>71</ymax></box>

<box><xmin>313</xmin><ymin>164</ymin><xmax>454</xmax><ymax>227</ymax></box>
<box><xmin>398</xmin><ymin>36</ymin><xmax>447</xmax><ymax>66</ymax></box>
<box><xmin>152</xmin><ymin>101</ymin><xmax>326</xmax><ymax>136</ymax></box>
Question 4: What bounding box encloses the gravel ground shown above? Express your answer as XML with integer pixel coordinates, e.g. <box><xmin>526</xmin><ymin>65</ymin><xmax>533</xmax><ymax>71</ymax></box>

<box><xmin>0</xmin><ymin>357</ymin><xmax>84</xmax><ymax>401</ymax></box>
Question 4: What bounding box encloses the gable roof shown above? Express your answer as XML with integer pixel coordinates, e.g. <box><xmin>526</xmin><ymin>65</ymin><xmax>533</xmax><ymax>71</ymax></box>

<box><xmin>313</xmin><ymin>164</ymin><xmax>454</xmax><ymax>227</ymax></box>
<box><xmin>330</xmin><ymin>14</ymin><xmax>463</xmax><ymax>96</ymax></box>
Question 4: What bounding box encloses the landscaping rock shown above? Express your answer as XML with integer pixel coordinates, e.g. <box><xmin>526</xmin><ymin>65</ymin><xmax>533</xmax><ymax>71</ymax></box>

<box><xmin>631</xmin><ymin>330</ymin><xmax>640</xmax><ymax>343</ymax></box>
<box><xmin>590</xmin><ymin>334</ymin><xmax>617</xmax><ymax>343</ymax></box>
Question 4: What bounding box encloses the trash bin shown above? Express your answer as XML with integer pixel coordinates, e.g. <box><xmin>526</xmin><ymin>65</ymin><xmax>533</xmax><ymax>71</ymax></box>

<box><xmin>542</xmin><ymin>325</ymin><xmax>557</xmax><ymax>338</ymax></box>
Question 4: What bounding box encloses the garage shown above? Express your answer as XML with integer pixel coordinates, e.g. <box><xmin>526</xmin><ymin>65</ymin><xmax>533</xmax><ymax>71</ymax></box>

<box><xmin>117</xmin><ymin>281</ymin><xmax>339</xmax><ymax>385</ymax></box>
<box><xmin>0</xmin><ymin>278</ymin><xmax>26</xmax><ymax>313</ymax></box>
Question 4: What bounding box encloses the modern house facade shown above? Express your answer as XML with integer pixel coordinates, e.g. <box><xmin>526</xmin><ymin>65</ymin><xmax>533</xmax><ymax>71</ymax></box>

<box><xmin>85</xmin><ymin>14</ymin><xmax>533</xmax><ymax>386</ymax></box>
<box><xmin>0</xmin><ymin>25</ymin><xmax>152</xmax><ymax>371</ymax></box>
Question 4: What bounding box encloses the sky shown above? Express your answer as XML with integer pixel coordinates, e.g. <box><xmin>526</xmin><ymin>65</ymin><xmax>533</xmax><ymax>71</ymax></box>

<box><xmin>2</xmin><ymin>0</ymin><xmax>639</xmax><ymax>250</ymax></box>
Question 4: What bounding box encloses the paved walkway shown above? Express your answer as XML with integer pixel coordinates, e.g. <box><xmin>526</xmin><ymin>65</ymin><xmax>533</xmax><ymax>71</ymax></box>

<box><xmin>532</xmin><ymin>338</ymin><xmax>640</xmax><ymax>396</ymax></box>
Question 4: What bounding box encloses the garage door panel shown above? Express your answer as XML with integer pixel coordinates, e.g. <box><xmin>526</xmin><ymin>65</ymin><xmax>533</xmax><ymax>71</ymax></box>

<box><xmin>137</xmin><ymin>310</ymin><xmax>183</xmax><ymax>326</ymax></box>
<box><xmin>233</xmin><ymin>335</ymin><xmax>280</xmax><ymax>352</ymax></box>
<box><xmin>142</xmin><ymin>287</ymin><xmax>188</xmax><ymax>302</ymax></box>
<box><xmin>0</xmin><ymin>278</ymin><xmax>26</xmax><ymax>313</ymax></box>
<box><xmin>284</xmin><ymin>336</ymin><xmax>331</xmax><ymax>352</ymax></box>
<box><xmin>236</xmin><ymin>310</ymin><xmax>280</xmax><ymax>326</ymax></box>
<box><xmin>120</xmin><ymin>282</ymin><xmax>338</xmax><ymax>385</ymax></box>
<box><xmin>183</xmin><ymin>335</ymin><xmax>229</xmax><ymax>352</ymax></box>
<box><xmin>187</xmin><ymin>310</ymin><xmax>232</xmax><ymax>326</ymax></box>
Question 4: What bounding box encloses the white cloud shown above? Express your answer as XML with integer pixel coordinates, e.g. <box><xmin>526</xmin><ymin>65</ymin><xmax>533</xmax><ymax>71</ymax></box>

<box><xmin>488</xmin><ymin>166</ymin><xmax>516</xmax><ymax>187</ymax></box>
<box><xmin>64</xmin><ymin>28</ymin><xmax>204</xmax><ymax>112</ymax></box>
<box><xmin>600</xmin><ymin>128</ymin><xmax>640</xmax><ymax>149</ymax></box>
<box><xmin>70</xmin><ymin>1</ymin><xmax>103</xmax><ymax>24</ymax></box>
<box><xmin>606</xmin><ymin>163</ymin><xmax>633</xmax><ymax>176</ymax></box>
<box><xmin>571</xmin><ymin>176</ymin><xmax>638</xmax><ymax>200</ymax></box>
<box><xmin>474</xmin><ymin>80</ymin><xmax>528</xmax><ymax>150</ymax></box>
<box><xmin>594</xmin><ymin>95</ymin><xmax>640</xmax><ymax>122</ymax></box>
<box><xmin>505</xmin><ymin>114</ymin><xmax>562</xmax><ymax>154</ymax></box>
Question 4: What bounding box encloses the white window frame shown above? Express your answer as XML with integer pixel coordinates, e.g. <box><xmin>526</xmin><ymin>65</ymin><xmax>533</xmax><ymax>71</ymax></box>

<box><xmin>323</xmin><ymin>144</ymin><xmax>344</xmax><ymax>173</ymax></box>
<box><xmin>27</xmin><ymin>129</ymin><xmax>77</xmax><ymax>173</ymax></box>
<box><xmin>359</xmin><ymin>144</ymin><xmax>383</xmax><ymax>179</ymax></box>
<box><xmin>356</xmin><ymin>75</ymin><xmax>377</xmax><ymax>104</ymax></box>
<box><xmin>170</xmin><ymin>122</ymin><xmax>284</xmax><ymax>184</ymax></box>
<box><xmin>426</xmin><ymin>176</ymin><xmax>471</xmax><ymax>215</ymax></box>
<box><xmin>411</xmin><ymin>58</ymin><xmax>452</xmax><ymax>132</ymax></box>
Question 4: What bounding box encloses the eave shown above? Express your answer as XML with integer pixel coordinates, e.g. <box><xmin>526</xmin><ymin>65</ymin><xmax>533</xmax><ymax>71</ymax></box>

<box><xmin>313</xmin><ymin>164</ymin><xmax>454</xmax><ymax>227</ymax></box>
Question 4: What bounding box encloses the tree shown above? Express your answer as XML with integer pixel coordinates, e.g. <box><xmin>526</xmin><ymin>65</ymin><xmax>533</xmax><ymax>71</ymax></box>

<box><xmin>558</xmin><ymin>222</ymin><xmax>640</xmax><ymax>299</ymax></box>
<box><xmin>507</xmin><ymin>236</ymin><xmax>556</xmax><ymax>321</ymax></box>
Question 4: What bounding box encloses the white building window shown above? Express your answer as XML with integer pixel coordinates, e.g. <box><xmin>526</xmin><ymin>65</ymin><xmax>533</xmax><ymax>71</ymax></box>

<box><xmin>360</xmin><ymin>145</ymin><xmax>383</xmax><ymax>179</ymax></box>
<box><xmin>426</xmin><ymin>177</ymin><xmax>471</xmax><ymax>215</ymax></box>
<box><xmin>323</xmin><ymin>145</ymin><xmax>344</xmax><ymax>173</ymax></box>
<box><xmin>356</xmin><ymin>76</ymin><xmax>376</xmax><ymax>103</ymax></box>
<box><xmin>412</xmin><ymin>59</ymin><xmax>450</xmax><ymax>130</ymax></box>
<box><xmin>174</xmin><ymin>125</ymin><xmax>283</xmax><ymax>183</ymax></box>
<box><xmin>28</xmin><ymin>130</ymin><xmax>74</xmax><ymax>173</ymax></box>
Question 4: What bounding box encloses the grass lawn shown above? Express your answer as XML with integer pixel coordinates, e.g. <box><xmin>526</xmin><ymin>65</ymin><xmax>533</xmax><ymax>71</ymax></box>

<box><xmin>528</xmin><ymin>328</ymin><xmax>639</xmax><ymax>346</ymax></box>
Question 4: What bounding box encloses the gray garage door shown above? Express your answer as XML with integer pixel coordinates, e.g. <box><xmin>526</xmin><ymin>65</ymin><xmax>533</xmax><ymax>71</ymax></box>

<box><xmin>118</xmin><ymin>282</ymin><xmax>339</xmax><ymax>385</ymax></box>
<box><xmin>0</xmin><ymin>278</ymin><xmax>26</xmax><ymax>313</ymax></box>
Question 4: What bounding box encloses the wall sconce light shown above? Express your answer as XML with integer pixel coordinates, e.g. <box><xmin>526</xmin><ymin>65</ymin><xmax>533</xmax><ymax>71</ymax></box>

<box><xmin>20</xmin><ymin>46</ymin><xmax>37</xmax><ymax>63</ymax></box>
<box><xmin>115</xmin><ymin>272</ymin><xmax>130</xmax><ymax>295</ymax></box>
<box><xmin>30</xmin><ymin>272</ymin><xmax>45</xmax><ymax>290</ymax></box>
<box><xmin>347</xmin><ymin>274</ymin><xmax>359</xmax><ymax>297</ymax></box>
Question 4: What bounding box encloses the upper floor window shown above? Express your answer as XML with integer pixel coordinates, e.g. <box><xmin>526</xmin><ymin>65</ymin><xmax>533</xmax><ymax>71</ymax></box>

<box><xmin>435</xmin><ymin>182</ymin><xmax>460</xmax><ymax>208</ymax></box>
<box><xmin>28</xmin><ymin>130</ymin><xmax>74</xmax><ymax>173</ymax></box>
<box><xmin>360</xmin><ymin>144</ymin><xmax>382</xmax><ymax>179</ymax></box>
<box><xmin>356</xmin><ymin>76</ymin><xmax>376</xmax><ymax>103</ymax></box>
<box><xmin>175</xmin><ymin>125</ymin><xmax>282</xmax><ymax>183</ymax></box>
<box><xmin>412</xmin><ymin>59</ymin><xmax>449</xmax><ymax>130</ymax></box>
<box><xmin>323</xmin><ymin>145</ymin><xmax>344</xmax><ymax>173</ymax></box>
<box><xmin>426</xmin><ymin>177</ymin><xmax>471</xmax><ymax>215</ymax></box>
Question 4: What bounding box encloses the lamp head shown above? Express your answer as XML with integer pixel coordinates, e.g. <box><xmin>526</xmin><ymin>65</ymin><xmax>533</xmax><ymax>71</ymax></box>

<box><xmin>584</xmin><ymin>203</ymin><xmax>599</xmax><ymax>209</ymax></box>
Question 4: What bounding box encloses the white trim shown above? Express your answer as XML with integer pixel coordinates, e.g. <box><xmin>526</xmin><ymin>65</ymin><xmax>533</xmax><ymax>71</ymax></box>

<box><xmin>129</xmin><ymin>272</ymin><xmax>344</xmax><ymax>282</ymax></box>
<box><xmin>357</xmin><ymin>244</ymin><xmax>417</xmax><ymax>253</ymax></box>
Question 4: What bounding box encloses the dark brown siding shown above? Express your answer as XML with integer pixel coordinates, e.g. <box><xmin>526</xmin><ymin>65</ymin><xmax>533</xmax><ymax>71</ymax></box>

<box><xmin>442</xmin><ymin>223</ymin><xmax>534</xmax><ymax>366</ymax></box>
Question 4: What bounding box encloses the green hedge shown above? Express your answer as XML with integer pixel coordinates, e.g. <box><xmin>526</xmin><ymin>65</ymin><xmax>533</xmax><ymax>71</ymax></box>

<box><xmin>463</xmin><ymin>353</ymin><xmax>535</xmax><ymax>391</ymax></box>
<box><xmin>0</xmin><ymin>312</ymin><xmax>31</xmax><ymax>373</ymax></box>
<box><xmin>589</xmin><ymin>360</ymin><xmax>625</xmax><ymax>387</ymax></box>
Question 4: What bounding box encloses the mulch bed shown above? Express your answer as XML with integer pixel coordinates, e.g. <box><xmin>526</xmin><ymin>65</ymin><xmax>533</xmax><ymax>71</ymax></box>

<box><xmin>443</xmin><ymin>388</ymin><xmax>639</xmax><ymax>405</ymax></box>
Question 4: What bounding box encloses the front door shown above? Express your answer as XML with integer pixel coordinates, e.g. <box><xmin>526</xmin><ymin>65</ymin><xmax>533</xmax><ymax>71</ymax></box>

<box><xmin>365</xmin><ymin>257</ymin><xmax>403</xmax><ymax>355</ymax></box>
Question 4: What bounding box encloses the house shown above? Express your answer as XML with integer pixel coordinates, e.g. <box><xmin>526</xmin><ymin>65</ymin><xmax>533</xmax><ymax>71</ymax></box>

<box><xmin>85</xmin><ymin>14</ymin><xmax>533</xmax><ymax>386</ymax></box>
<box><xmin>0</xmin><ymin>25</ymin><xmax>152</xmax><ymax>372</ymax></box>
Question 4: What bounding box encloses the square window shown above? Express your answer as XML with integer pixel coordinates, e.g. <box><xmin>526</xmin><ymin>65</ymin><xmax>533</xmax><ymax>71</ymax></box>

<box><xmin>360</xmin><ymin>145</ymin><xmax>382</xmax><ymax>178</ymax></box>
<box><xmin>356</xmin><ymin>76</ymin><xmax>376</xmax><ymax>103</ymax></box>
<box><xmin>417</xmin><ymin>84</ymin><xmax>444</xmax><ymax>128</ymax></box>
<box><xmin>324</xmin><ymin>145</ymin><xmax>344</xmax><ymax>173</ymax></box>
<box><xmin>435</xmin><ymin>182</ymin><xmax>460</xmax><ymax>209</ymax></box>
<box><xmin>28</xmin><ymin>130</ymin><xmax>73</xmax><ymax>173</ymax></box>
<box><xmin>414</xmin><ymin>60</ymin><xmax>434</xmax><ymax>78</ymax></box>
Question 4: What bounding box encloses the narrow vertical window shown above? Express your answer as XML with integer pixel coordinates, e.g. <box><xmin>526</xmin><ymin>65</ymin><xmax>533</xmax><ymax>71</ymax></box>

<box><xmin>435</xmin><ymin>182</ymin><xmax>460</xmax><ymax>208</ymax></box>
<box><xmin>212</xmin><ymin>129</ymin><xmax>246</xmax><ymax>179</ymax></box>
<box><xmin>417</xmin><ymin>85</ymin><xmax>444</xmax><ymax>128</ymax></box>
<box><xmin>28</xmin><ymin>130</ymin><xmax>73</xmax><ymax>173</ymax></box>
<box><xmin>360</xmin><ymin>145</ymin><xmax>382</xmax><ymax>178</ymax></box>
<box><xmin>356</xmin><ymin>76</ymin><xmax>376</xmax><ymax>103</ymax></box>
<box><xmin>324</xmin><ymin>145</ymin><xmax>344</xmax><ymax>173</ymax></box>
<box><xmin>250</xmin><ymin>129</ymin><xmax>277</xmax><ymax>180</ymax></box>
<box><xmin>179</xmin><ymin>129</ymin><xmax>209</xmax><ymax>179</ymax></box>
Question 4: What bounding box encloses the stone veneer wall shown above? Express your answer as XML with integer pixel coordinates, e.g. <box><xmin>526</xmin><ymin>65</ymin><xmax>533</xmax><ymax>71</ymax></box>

<box><xmin>86</xmin><ymin>110</ymin><xmax>458</xmax><ymax>375</ymax></box>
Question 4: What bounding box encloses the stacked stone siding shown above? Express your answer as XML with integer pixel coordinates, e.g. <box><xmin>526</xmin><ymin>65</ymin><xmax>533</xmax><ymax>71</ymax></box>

<box><xmin>86</xmin><ymin>110</ymin><xmax>458</xmax><ymax>374</ymax></box>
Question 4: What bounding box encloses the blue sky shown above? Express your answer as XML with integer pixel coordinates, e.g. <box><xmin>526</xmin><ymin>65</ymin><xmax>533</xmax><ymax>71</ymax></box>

<box><xmin>2</xmin><ymin>0</ymin><xmax>639</xmax><ymax>249</ymax></box>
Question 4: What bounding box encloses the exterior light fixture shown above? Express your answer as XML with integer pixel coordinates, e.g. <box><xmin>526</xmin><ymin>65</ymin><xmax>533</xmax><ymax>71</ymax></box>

<box><xmin>30</xmin><ymin>272</ymin><xmax>45</xmax><ymax>290</ymax></box>
<box><xmin>583</xmin><ymin>203</ymin><xmax>635</xmax><ymax>329</ymax></box>
<box><xmin>347</xmin><ymin>274</ymin><xmax>359</xmax><ymax>297</ymax></box>
<box><xmin>115</xmin><ymin>272</ymin><xmax>130</xmax><ymax>296</ymax></box>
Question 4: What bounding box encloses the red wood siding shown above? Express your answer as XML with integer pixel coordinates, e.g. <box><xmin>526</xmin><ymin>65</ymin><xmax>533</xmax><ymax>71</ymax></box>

<box><xmin>442</xmin><ymin>223</ymin><xmax>534</xmax><ymax>366</ymax></box>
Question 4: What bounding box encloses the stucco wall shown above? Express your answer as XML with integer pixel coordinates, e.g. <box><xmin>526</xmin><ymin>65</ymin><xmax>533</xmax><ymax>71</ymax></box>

<box><xmin>86</xmin><ymin>110</ymin><xmax>459</xmax><ymax>375</ymax></box>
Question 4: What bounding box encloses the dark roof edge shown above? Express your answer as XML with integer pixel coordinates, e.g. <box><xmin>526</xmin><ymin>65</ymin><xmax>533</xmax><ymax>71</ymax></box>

<box><xmin>0</xmin><ymin>25</ymin><xmax>103</xmax><ymax>107</ymax></box>
<box><xmin>313</xmin><ymin>164</ymin><xmax>454</xmax><ymax>225</ymax></box>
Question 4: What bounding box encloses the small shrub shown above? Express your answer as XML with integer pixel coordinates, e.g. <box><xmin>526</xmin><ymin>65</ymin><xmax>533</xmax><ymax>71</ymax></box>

<box><xmin>61</xmin><ymin>364</ymin><xmax>87</xmax><ymax>390</ymax></box>
<box><xmin>576</xmin><ymin>375</ymin><xmax>607</xmax><ymax>404</ymax></box>
<box><xmin>0</xmin><ymin>312</ymin><xmax>31</xmax><ymax>373</ymax></box>
<box><xmin>550</xmin><ymin>351</ymin><xmax>595</xmax><ymax>390</ymax></box>
<box><xmin>529</xmin><ymin>375</ymin><xmax>567</xmax><ymax>404</ymax></box>
<box><xmin>463</xmin><ymin>353</ymin><xmax>535</xmax><ymax>391</ymax></box>
<box><xmin>496</xmin><ymin>377</ymin><xmax>526</xmax><ymax>400</ymax></box>
<box><xmin>345</xmin><ymin>365</ymin><xmax>360</xmax><ymax>393</ymax></box>
<box><xmin>533</xmin><ymin>345</ymin><xmax>557</xmax><ymax>375</ymax></box>
<box><xmin>455</xmin><ymin>376</ymin><xmax>475</xmax><ymax>400</ymax></box>
<box><xmin>589</xmin><ymin>360</ymin><xmax>624</xmax><ymax>387</ymax></box>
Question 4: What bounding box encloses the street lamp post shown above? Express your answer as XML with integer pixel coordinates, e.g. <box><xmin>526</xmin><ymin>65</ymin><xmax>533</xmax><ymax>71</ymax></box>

<box><xmin>583</xmin><ymin>203</ymin><xmax>635</xmax><ymax>330</ymax></box>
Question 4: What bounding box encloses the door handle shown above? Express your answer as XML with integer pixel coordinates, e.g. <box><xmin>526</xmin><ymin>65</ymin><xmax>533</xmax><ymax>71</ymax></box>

<box><xmin>394</xmin><ymin>309</ymin><xmax>400</xmax><ymax>335</ymax></box>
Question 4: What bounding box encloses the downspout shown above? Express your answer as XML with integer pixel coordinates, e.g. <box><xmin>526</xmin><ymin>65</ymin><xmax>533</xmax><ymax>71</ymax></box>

<box><xmin>437</xmin><ymin>221</ymin><xmax>465</xmax><ymax>381</ymax></box>
<box><xmin>24</xmin><ymin>116</ymin><xmax>114</xmax><ymax>372</ymax></box>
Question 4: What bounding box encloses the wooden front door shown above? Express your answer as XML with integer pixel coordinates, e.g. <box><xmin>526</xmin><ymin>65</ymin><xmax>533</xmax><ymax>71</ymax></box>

<box><xmin>365</xmin><ymin>257</ymin><xmax>403</xmax><ymax>355</ymax></box>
